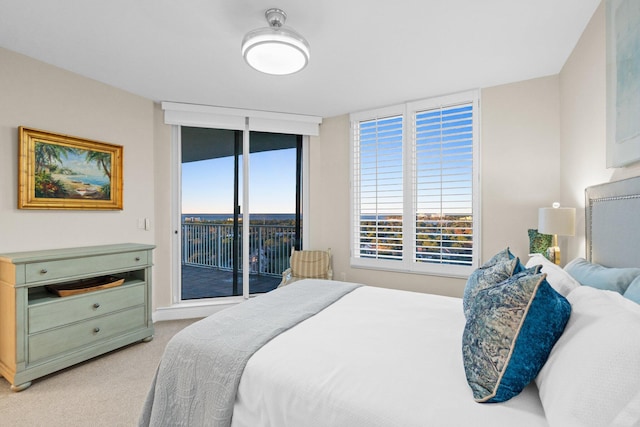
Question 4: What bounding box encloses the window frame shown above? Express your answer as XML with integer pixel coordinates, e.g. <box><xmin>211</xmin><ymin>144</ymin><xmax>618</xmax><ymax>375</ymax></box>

<box><xmin>349</xmin><ymin>90</ymin><xmax>481</xmax><ymax>278</ymax></box>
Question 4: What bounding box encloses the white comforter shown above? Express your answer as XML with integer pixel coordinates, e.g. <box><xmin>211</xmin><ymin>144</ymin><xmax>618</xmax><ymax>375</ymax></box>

<box><xmin>231</xmin><ymin>285</ymin><xmax>547</xmax><ymax>427</ymax></box>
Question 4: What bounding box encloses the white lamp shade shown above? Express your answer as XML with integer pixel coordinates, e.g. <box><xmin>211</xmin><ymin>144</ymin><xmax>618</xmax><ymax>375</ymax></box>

<box><xmin>242</xmin><ymin>27</ymin><xmax>310</xmax><ymax>75</ymax></box>
<box><xmin>538</xmin><ymin>206</ymin><xmax>576</xmax><ymax>236</ymax></box>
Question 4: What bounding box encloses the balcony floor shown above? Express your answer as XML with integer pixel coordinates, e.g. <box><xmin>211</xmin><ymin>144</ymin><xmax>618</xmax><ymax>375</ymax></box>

<box><xmin>181</xmin><ymin>264</ymin><xmax>281</xmax><ymax>299</ymax></box>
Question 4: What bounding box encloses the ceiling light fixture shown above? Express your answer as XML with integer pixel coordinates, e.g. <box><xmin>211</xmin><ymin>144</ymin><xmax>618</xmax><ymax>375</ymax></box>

<box><xmin>241</xmin><ymin>8</ymin><xmax>310</xmax><ymax>75</ymax></box>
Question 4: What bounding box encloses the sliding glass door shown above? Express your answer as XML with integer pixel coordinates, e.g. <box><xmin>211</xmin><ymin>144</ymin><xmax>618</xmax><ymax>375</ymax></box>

<box><xmin>247</xmin><ymin>132</ymin><xmax>302</xmax><ymax>294</ymax></box>
<box><xmin>180</xmin><ymin>127</ymin><xmax>301</xmax><ymax>300</ymax></box>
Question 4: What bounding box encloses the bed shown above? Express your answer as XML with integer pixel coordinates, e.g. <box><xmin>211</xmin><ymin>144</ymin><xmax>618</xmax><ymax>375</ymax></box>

<box><xmin>140</xmin><ymin>177</ymin><xmax>640</xmax><ymax>427</ymax></box>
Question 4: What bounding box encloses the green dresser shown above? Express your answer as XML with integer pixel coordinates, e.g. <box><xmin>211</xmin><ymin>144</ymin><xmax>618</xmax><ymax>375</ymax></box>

<box><xmin>0</xmin><ymin>243</ymin><xmax>154</xmax><ymax>391</ymax></box>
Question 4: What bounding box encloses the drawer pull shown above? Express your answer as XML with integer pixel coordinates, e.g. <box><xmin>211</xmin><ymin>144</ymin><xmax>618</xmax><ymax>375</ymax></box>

<box><xmin>93</xmin><ymin>303</ymin><xmax>100</xmax><ymax>309</ymax></box>
<box><xmin>93</xmin><ymin>327</ymin><xmax>100</xmax><ymax>333</ymax></box>
<box><xmin>40</xmin><ymin>269</ymin><xmax>48</xmax><ymax>275</ymax></box>
<box><xmin>135</xmin><ymin>257</ymin><xmax>141</xmax><ymax>262</ymax></box>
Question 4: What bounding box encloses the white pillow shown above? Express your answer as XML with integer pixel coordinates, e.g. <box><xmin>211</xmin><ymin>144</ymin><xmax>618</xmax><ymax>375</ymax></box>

<box><xmin>535</xmin><ymin>286</ymin><xmax>640</xmax><ymax>427</ymax></box>
<box><xmin>526</xmin><ymin>253</ymin><xmax>580</xmax><ymax>296</ymax></box>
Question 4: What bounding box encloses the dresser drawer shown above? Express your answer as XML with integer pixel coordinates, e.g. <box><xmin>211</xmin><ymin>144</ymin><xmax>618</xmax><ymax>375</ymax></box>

<box><xmin>28</xmin><ymin>283</ymin><xmax>145</xmax><ymax>334</ymax></box>
<box><xmin>28</xmin><ymin>306</ymin><xmax>146</xmax><ymax>364</ymax></box>
<box><xmin>25</xmin><ymin>251</ymin><xmax>149</xmax><ymax>283</ymax></box>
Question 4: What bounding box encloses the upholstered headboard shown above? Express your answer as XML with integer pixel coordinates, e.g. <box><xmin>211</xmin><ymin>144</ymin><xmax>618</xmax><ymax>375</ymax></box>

<box><xmin>585</xmin><ymin>176</ymin><xmax>640</xmax><ymax>268</ymax></box>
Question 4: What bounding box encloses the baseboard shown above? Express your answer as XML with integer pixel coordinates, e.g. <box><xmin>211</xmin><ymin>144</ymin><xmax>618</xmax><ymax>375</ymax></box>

<box><xmin>152</xmin><ymin>299</ymin><xmax>240</xmax><ymax>322</ymax></box>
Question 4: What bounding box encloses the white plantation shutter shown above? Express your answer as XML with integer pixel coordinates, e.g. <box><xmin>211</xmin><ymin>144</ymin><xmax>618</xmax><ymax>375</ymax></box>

<box><xmin>351</xmin><ymin>91</ymin><xmax>479</xmax><ymax>277</ymax></box>
<box><xmin>353</xmin><ymin>114</ymin><xmax>404</xmax><ymax>261</ymax></box>
<box><xmin>413</xmin><ymin>102</ymin><xmax>474</xmax><ymax>266</ymax></box>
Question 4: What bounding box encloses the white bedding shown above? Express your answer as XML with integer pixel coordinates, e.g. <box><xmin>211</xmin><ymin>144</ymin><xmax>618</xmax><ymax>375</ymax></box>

<box><xmin>231</xmin><ymin>285</ymin><xmax>547</xmax><ymax>427</ymax></box>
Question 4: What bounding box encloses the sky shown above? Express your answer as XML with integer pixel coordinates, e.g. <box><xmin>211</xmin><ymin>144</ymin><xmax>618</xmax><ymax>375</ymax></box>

<box><xmin>181</xmin><ymin>148</ymin><xmax>296</xmax><ymax>214</ymax></box>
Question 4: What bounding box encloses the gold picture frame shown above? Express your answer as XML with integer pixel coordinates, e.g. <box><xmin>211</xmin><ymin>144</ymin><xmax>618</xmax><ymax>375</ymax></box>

<box><xmin>18</xmin><ymin>127</ymin><xmax>123</xmax><ymax>210</ymax></box>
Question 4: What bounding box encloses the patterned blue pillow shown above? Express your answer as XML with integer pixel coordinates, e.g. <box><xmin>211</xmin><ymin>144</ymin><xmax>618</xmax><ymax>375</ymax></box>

<box><xmin>462</xmin><ymin>248</ymin><xmax>530</xmax><ymax>318</ymax></box>
<box><xmin>483</xmin><ymin>247</ymin><xmax>517</xmax><ymax>268</ymax></box>
<box><xmin>462</xmin><ymin>271</ymin><xmax>571</xmax><ymax>403</ymax></box>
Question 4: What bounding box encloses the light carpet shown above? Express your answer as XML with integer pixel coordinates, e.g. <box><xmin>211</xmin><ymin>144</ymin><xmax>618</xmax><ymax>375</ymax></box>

<box><xmin>0</xmin><ymin>318</ymin><xmax>199</xmax><ymax>427</ymax></box>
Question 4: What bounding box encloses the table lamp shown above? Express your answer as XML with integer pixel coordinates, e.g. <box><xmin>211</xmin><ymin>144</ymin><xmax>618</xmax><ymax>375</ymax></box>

<box><xmin>538</xmin><ymin>202</ymin><xmax>575</xmax><ymax>265</ymax></box>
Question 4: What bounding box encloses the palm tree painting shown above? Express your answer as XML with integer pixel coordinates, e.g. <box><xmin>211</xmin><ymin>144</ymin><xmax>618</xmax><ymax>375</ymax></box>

<box><xmin>34</xmin><ymin>142</ymin><xmax>112</xmax><ymax>200</ymax></box>
<box><xmin>19</xmin><ymin>127</ymin><xmax>123</xmax><ymax>210</ymax></box>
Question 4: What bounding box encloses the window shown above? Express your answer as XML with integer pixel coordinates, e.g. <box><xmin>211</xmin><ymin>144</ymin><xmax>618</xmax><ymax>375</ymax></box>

<box><xmin>350</xmin><ymin>91</ymin><xmax>479</xmax><ymax>277</ymax></box>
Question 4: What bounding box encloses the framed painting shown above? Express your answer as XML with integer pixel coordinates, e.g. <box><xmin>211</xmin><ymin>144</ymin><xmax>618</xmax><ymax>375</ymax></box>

<box><xmin>606</xmin><ymin>0</ymin><xmax>640</xmax><ymax>167</ymax></box>
<box><xmin>18</xmin><ymin>127</ymin><xmax>123</xmax><ymax>210</ymax></box>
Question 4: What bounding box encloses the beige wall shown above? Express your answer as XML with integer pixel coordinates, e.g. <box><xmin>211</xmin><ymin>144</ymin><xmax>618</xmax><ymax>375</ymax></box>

<box><xmin>0</xmin><ymin>47</ymin><xmax>159</xmax><ymax>296</ymax></box>
<box><xmin>481</xmin><ymin>76</ymin><xmax>561</xmax><ymax>262</ymax></box>
<box><xmin>559</xmin><ymin>1</ymin><xmax>640</xmax><ymax>261</ymax></box>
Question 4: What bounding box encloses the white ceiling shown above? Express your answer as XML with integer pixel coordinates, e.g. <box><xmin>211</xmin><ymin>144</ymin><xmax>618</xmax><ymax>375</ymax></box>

<box><xmin>0</xmin><ymin>0</ymin><xmax>600</xmax><ymax>118</ymax></box>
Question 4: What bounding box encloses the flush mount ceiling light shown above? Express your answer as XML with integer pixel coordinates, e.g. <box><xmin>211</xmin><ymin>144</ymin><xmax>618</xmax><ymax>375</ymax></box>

<box><xmin>241</xmin><ymin>8</ymin><xmax>310</xmax><ymax>75</ymax></box>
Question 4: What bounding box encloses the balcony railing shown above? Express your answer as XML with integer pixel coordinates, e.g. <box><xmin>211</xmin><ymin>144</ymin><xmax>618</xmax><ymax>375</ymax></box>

<box><xmin>182</xmin><ymin>222</ymin><xmax>295</xmax><ymax>277</ymax></box>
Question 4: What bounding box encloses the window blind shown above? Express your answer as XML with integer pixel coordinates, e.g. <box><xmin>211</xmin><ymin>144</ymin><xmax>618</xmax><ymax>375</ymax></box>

<box><xmin>353</xmin><ymin>115</ymin><xmax>404</xmax><ymax>261</ymax></box>
<box><xmin>413</xmin><ymin>103</ymin><xmax>474</xmax><ymax>266</ymax></box>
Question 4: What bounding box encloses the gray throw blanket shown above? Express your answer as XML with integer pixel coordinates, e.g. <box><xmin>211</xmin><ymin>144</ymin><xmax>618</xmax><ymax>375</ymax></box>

<box><xmin>139</xmin><ymin>280</ymin><xmax>360</xmax><ymax>427</ymax></box>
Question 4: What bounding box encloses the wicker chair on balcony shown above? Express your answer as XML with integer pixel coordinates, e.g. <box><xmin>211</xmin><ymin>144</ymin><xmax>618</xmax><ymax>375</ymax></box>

<box><xmin>278</xmin><ymin>248</ymin><xmax>333</xmax><ymax>288</ymax></box>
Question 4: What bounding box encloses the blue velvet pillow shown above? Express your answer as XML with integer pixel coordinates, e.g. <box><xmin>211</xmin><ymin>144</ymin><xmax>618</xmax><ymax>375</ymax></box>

<box><xmin>624</xmin><ymin>276</ymin><xmax>640</xmax><ymax>304</ymax></box>
<box><xmin>463</xmin><ymin>248</ymin><xmax>530</xmax><ymax>318</ymax></box>
<box><xmin>564</xmin><ymin>258</ymin><xmax>640</xmax><ymax>294</ymax></box>
<box><xmin>462</xmin><ymin>271</ymin><xmax>571</xmax><ymax>403</ymax></box>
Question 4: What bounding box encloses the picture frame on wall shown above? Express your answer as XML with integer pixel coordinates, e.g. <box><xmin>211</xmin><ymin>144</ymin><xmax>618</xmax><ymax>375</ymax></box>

<box><xmin>18</xmin><ymin>127</ymin><xmax>123</xmax><ymax>210</ymax></box>
<box><xmin>606</xmin><ymin>0</ymin><xmax>640</xmax><ymax>168</ymax></box>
